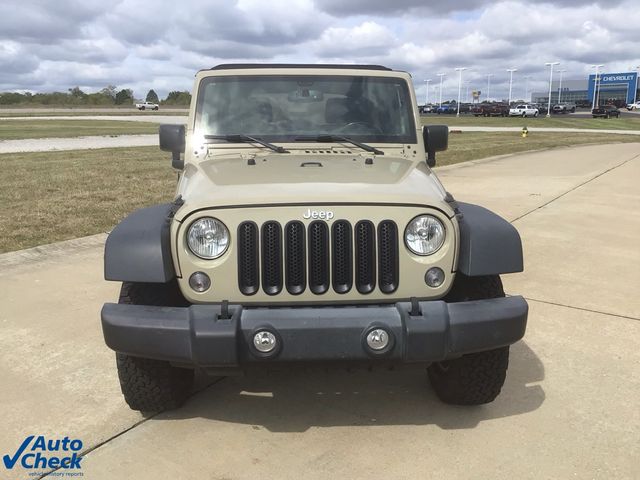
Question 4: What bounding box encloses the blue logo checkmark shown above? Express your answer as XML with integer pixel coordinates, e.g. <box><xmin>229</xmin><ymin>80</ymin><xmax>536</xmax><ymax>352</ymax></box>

<box><xmin>3</xmin><ymin>435</ymin><xmax>34</xmax><ymax>469</ymax></box>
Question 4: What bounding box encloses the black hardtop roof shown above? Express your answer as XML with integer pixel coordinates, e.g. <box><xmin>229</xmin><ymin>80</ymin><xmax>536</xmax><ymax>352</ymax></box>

<box><xmin>207</xmin><ymin>64</ymin><xmax>393</xmax><ymax>71</ymax></box>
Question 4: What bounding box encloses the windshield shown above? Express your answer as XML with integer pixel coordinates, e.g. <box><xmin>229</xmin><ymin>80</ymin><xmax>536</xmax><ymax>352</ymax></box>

<box><xmin>194</xmin><ymin>75</ymin><xmax>416</xmax><ymax>143</ymax></box>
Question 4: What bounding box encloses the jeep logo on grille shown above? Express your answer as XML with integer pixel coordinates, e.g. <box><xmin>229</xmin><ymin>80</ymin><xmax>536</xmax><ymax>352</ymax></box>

<box><xmin>303</xmin><ymin>209</ymin><xmax>334</xmax><ymax>220</ymax></box>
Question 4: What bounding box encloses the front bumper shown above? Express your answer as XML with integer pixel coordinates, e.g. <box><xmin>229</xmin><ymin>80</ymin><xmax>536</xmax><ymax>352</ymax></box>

<box><xmin>101</xmin><ymin>297</ymin><xmax>528</xmax><ymax>368</ymax></box>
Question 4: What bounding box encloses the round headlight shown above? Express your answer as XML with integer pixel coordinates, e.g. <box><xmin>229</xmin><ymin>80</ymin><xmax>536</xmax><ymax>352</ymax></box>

<box><xmin>187</xmin><ymin>217</ymin><xmax>229</xmax><ymax>259</ymax></box>
<box><xmin>405</xmin><ymin>215</ymin><xmax>445</xmax><ymax>255</ymax></box>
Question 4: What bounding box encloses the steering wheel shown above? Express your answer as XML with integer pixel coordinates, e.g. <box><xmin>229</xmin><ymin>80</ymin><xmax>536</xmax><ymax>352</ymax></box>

<box><xmin>336</xmin><ymin>121</ymin><xmax>383</xmax><ymax>135</ymax></box>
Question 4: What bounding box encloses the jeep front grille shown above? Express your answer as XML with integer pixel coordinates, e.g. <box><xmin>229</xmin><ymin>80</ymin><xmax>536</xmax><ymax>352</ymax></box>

<box><xmin>237</xmin><ymin>219</ymin><xmax>399</xmax><ymax>296</ymax></box>
<box><xmin>237</xmin><ymin>222</ymin><xmax>259</xmax><ymax>295</ymax></box>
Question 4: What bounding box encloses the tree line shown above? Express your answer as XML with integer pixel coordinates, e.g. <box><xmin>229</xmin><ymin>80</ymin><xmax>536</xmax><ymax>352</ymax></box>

<box><xmin>0</xmin><ymin>86</ymin><xmax>191</xmax><ymax>107</ymax></box>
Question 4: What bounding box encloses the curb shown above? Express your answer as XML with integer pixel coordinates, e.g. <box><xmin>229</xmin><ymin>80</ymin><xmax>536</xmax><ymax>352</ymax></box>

<box><xmin>0</xmin><ymin>233</ymin><xmax>107</xmax><ymax>269</ymax></box>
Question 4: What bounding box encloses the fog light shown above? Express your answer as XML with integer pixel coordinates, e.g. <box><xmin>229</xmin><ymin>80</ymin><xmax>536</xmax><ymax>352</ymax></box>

<box><xmin>366</xmin><ymin>328</ymin><xmax>390</xmax><ymax>351</ymax></box>
<box><xmin>253</xmin><ymin>331</ymin><xmax>277</xmax><ymax>353</ymax></box>
<box><xmin>425</xmin><ymin>267</ymin><xmax>445</xmax><ymax>288</ymax></box>
<box><xmin>189</xmin><ymin>272</ymin><xmax>211</xmax><ymax>292</ymax></box>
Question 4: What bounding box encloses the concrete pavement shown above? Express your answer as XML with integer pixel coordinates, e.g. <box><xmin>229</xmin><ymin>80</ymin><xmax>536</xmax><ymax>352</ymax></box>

<box><xmin>0</xmin><ymin>115</ymin><xmax>186</xmax><ymax>123</ymax></box>
<box><xmin>0</xmin><ymin>134</ymin><xmax>158</xmax><ymax>153</ymax></box>
<box><xmin>1</xmin><ymin>143</ymin><xmax>639</xmax><ymax>479</ymax></box>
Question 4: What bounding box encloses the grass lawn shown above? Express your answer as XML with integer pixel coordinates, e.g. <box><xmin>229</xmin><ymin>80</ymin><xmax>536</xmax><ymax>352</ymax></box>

<box><xmin>0</xmin><ymin>119</ymin><xmax>159</xmax><ymax>139</ymax></box>
<box><xmin>422</xmin><ymin>114</ymin><xmax>640</xmax><ymax>131</ymax></box>
<box><xmin>0</xmin><ymin>147</ymin><xmax>176</xmax><ymax>253</ymax></box>
<box><xmin>0</xmin><ymin>109</ymin><xmax>188</xmax><ymax>117</ymax></box>
<box><xmin>1</xmin><ymin>131</ymin><xmax>639</xmax><ymax>253</ymax></box>
<box><xmin>436</xmin><ymin>131</ymin><xmax>640</xmax><ymax>166</ymax></box>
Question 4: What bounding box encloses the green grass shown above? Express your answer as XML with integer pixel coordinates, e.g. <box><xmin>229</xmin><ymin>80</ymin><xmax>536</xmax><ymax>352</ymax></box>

<box><xmin>0</xmin><ymin>147</ymin><xmax>176</xmax><ymax>253</ymax></box>
<box><xmin>0</xmin><ymin>110</ymin><xmax>188</xmax><ymax>117</ymax></box>
<box><xmin>1</xmin><ymin>131</ymin><xmax>639</xmax><ymax>253</ymax></box>
<box><xmin>435</xmin><ymin>131</ymin><xmax>640</xmax><ymax>166</ymax></box>
<box><xmin>0</xmin><ymin>119</ymin><xmax>159</xmax><ymax>139</ymax></box>
<box><xmin>422</xmin><ymin>114</ymin><xmax>640</xmax><ymax>131</ymax></box>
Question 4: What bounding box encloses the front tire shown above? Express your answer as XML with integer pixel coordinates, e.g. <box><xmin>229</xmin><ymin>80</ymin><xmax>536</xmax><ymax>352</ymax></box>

<box><xmin>115</xmin><ymin>282</ymin><xmax>194</xmax><ymax>412</ymax></box>
<box><xmin>116</xmin><ymin>353</ymin><xmax>194</xmax><ymax>412</ymax></box>
<box><xmin>428</xmin><ymin>275</ymin><xmax>510</xmax><ymax>405</ymax></box>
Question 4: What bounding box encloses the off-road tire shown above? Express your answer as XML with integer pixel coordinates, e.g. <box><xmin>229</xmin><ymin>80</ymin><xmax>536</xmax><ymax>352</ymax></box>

<box><xmin>428</xmin><ymin>275</ymin><xmax>510</xmax><ymax>405</ymax></box>
<box><xmin>115</xmin><ymin>281</ymin><xmax>194</xmax><ymax>412</ymax></box>
<box><xmin>116</xmin><ymin>353</ymin><xmax>194</xmax><ymax>412</ymax></box>
<box><xmin>428</xmin><ymin>346</ymin><xmax>509</xmax><ymax>405</ymax></box>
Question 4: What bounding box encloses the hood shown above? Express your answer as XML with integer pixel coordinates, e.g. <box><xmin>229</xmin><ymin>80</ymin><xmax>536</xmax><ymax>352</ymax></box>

<box><xmin>174</xmin><ymin>152</ymin><xmax>451</xmax><ymax>221</ymax></box>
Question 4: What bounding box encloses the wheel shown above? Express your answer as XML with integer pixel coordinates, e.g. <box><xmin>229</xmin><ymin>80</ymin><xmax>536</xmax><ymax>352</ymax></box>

<box><xmin>428</xmin><ymin>275</ymin><xmax>510</xmax><ymax>405</ymax></box>
<box><xmin>571</xmin><ymin>107</ymin><xmax>576</xmax><ymax>113</ymax></box>
<box><xmin>115</xmin><ymin>282</ymin><xmax>194</xmax><ymax>412</ymax></box>
<box><xmin>140</xmin><ymin>106</ymin><xmax>145</xmax><ymax>110</ymax></box>
<box><xmin>522</xmin><ymin>112</ymin><xmax>526</xmax><ymax>118</ymax></box>
<box><xmin>153</xmin><ymin>106</ymin><xmax>159</xmax><ymax>111</ymax></box>
<box><xmin>534</xmin><ymin>111</ymin><xmax>539</xmax><ymax>117</ymax></box>
<box><xmin>605</xmin><ymin>113</ymin><xmax>610</xmax><ymax>119</ymax></box>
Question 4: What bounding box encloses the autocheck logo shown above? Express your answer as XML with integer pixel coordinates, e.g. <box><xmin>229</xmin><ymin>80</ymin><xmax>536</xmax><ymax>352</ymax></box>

<box><xmin>3</xmin><ymin>436</ymin><xmax>83</xmax><ymax>471</ymax></box>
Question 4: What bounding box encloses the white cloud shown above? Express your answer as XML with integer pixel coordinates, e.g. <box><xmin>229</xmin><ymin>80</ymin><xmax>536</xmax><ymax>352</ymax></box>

<box><xmin>313</xmin><ymin>21</ymin><xmax>398</xmax><ymax>57</ymax></box>
<box><xmin>0</xmin><ymin>0</ymin><xmax>638</xmax><ymax>100</ymax></box>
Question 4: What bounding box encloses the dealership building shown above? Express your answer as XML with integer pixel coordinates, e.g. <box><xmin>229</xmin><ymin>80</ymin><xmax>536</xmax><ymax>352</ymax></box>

<box><xmin>531</xmin><ymin>71</ymin><xmax>639</xmax><ymax>106</ymax></box>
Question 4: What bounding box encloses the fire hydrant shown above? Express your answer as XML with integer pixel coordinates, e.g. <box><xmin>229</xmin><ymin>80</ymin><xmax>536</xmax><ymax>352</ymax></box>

<box><xmin>521</xmin><ymin>126</ymin><xmax>529</xmax><ymax>138</ymax></box>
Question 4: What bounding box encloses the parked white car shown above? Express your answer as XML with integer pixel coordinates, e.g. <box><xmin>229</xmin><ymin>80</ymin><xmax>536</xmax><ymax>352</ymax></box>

<box><xmin>509</xmin><ymin>104</ymin><xmax>539</xmax><ymax>117</ymax></box>
<box><xmin>135</xmin><ymin>101</ymin><xmax>159</xmax><ymax>111</ymax></box>
<box><xmin>626</xmin><ymin>101</ymin><xmax>640</xmax><ymax>111</ymax></box>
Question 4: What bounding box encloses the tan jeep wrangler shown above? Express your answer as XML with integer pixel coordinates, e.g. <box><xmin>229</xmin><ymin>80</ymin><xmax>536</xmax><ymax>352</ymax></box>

<box><xmin>101</xmin><ymin>64</ymin><xmax>528</xmax><ymax>411</ymax></box>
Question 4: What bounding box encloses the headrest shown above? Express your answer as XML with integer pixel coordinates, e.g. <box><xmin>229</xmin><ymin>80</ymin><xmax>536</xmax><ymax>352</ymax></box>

<box><xmin>325</xmin><ymin>97</ymin><xmax>349</xmax><ymax>124</ymax></box>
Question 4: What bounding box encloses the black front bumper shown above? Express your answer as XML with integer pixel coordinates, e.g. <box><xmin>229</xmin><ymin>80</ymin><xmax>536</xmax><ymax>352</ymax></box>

<box><xmin>101</xmin><ymin>296</ymin><xmax>528</xmax><ymax>368</ymax></box>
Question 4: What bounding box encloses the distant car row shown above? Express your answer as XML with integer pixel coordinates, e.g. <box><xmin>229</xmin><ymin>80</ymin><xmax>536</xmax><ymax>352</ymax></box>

<box><xmin>420</xmin><ymin>100</ymin><xmax>634</xmax><ymax>118</ymax></box>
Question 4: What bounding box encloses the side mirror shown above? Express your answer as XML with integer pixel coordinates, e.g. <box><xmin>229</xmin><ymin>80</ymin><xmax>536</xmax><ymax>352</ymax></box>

<box><xmin>422</xmin><ymin>125</ymin><xmax>449</xmax><ymax>167</ymax></box>
<box><xmin>159</xmin><ymin>124</ymin><xmax>186</xmax><ymax>170</ymax></box>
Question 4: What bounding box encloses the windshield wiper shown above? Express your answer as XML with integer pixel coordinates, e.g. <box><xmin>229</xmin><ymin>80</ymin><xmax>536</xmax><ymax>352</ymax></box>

<box><xmin>204</xmin><ymin>134</ymin><xmax>289</xmax><ymax>153</ymax></box>
<box><xmin>295</xmin><ymin>135</ymin><xmax>384</xmax><ymax>155</ymax></box>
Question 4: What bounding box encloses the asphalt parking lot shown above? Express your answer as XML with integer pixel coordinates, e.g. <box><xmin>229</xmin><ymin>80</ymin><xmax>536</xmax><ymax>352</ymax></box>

<box><xmin>1</xmin><ymin>143</ymin><xmax>639</xmax><ymax>479</ymax></box>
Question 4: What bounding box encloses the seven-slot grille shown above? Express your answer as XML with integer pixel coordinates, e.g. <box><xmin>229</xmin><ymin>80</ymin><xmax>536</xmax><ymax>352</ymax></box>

<box><xmin>237</xmin><ymin>219</ymin><xmax>399</xmax><ymax>296</ymax></box>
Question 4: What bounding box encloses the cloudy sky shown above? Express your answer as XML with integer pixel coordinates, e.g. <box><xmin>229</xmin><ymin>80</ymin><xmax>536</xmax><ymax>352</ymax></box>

<box><xmin>1</xmin><ymin>0</ymin><xmax>639</xmax><ymax>101</ymax></box>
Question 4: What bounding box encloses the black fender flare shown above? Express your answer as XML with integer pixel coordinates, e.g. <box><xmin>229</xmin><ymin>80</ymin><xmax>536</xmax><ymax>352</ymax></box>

<box><xmin>456</xmin><ymin>202</ymin><xmax>523</xmax><ymax>276</ymax></box>
<box><xmin>104</xmin><ymin>202</ymin><xmax>180</xmax><ymax>283</ymax></box>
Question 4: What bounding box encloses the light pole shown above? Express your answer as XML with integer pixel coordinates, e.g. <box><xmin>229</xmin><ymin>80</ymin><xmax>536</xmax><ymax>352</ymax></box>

<box><xmin>545</xmin><ymin>62</ymin><xmax>560</xmax><ymax>117</ymax></box>
<box><xmin>437</xmin><ymin>73</ymin><xmax>446</xmax><ymax>107</ymax></box>
<box><xmin>557</xmin><ymin>69</ymin><xmax>566</xmax><ymax>104</ymax></box>
<box><xmin>507</xmin><ymin>68</ymin><xmax>517</xmax><ymax>105</ymax></box>
<box><xmin>630</xmin><ymin>65</ymin><xmax>640</xmax><ymax>104</ymax></box>
<box><xmin>455</xmin><ymin>67</ymin><xmax>467</xmax><ymax>117</ymax></box>
<box><xmin>591</xmin><ymin>64</ymin><xmax>603</xmax><ymax>109</ymax></box>
<box><xmin>486</xmin><ymin>74</ymin><xmax>493</xmax><ymax>102</ymax></box>
<box><xmin>423</xmin><ymin>79</ymin><xmax>431</xmax><ymax>106</ymax></box>
<box><xmin>464</xmin><ymin>80</ymin><xmax>471</xmax><ymax>103</ymax></box>
<box><xmin>524</xmin><ymin>75</ymin><xmax>531</xmax><ymax>102</ymax></box>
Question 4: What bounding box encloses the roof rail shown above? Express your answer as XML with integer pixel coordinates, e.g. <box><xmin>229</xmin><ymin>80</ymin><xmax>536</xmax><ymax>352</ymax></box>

<box><xmin>207</xmin><ymin>64</ymin><xmax>393</xmax><ymax>71</ymax></box>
